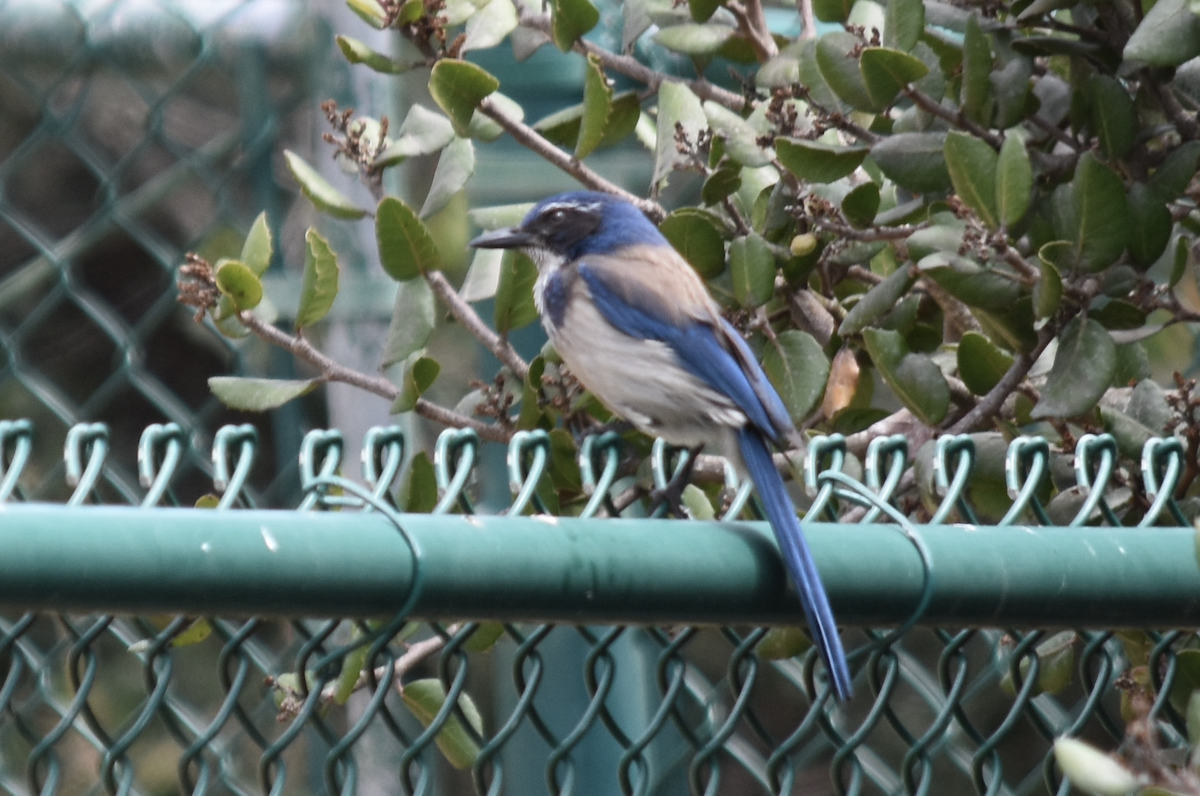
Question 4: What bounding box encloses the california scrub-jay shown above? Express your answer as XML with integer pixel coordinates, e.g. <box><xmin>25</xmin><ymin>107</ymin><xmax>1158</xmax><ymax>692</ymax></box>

<box><xmin>471</xmin><ymin>191</ymin><xmax>852</xmax><ymax>700</ymax></box>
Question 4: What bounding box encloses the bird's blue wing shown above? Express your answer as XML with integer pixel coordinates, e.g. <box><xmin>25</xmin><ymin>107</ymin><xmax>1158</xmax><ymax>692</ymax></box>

<box><xmin>578</xmin><ymin>262</ymin><xmax>793</xmax><ymax>440</ymax></box>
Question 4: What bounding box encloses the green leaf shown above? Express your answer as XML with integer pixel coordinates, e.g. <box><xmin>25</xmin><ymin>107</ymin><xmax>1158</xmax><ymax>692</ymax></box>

<box><xmin>284</xmin><ymin>150</ymin><xmax>367</xmax><ymax>220</ymax></box>
<box><xmin>347</xmin><ymin>0</ymin><xmax>388</xmax><ymax>28</ymax></box>
<box><xmin>813</xmin><ymin>0</ymin><xmax>852</xmax><ymax>21</ymax></box>
<box><xmin>334</xmin><ymin>628</ymin><xmax>370</xmax><ymax>704</ymax></box>
<box><xmin>755</xmin><ymin>627</ymin><xmax>813</xmax><ymax>659</ymax></box>
<box><xmin>999</xmin><ymin>631</ymin><xmax>1076</xmax><ymax>697</ymax></box>
<box><xmin>376</xmin><ymin>105</ymin><xmax>457</xmax><ymax>166</ymax></box>
<box><xmin>1088</xmin><ymin>75</ymin><xmax>1136</xmax><ymax>160</ymax></box>
<box><xmin>859</xmin><ymin>47</ymin><xmax>929</xmax><ymax>109</ymax></box>
<box><xmin>816</xmin><ymin>31</ymin><xmax>877</xmax><ymax>111</ymax></box>
<box><xmin>377</xmin><ymin>196</ymin><xmax>443</xmax><ymax>280</ymax></box>
<box><xmin>957</xmin><ymin>332</ymin><xmax>1014</xmax><ymax>395</ymax></box>
<box><xmin>577</xmin><ymin>54</ymin><xmax>612</xmax><ymax>159</ymax></box>
<box><xmin>401</xmin><ymin>678</ymin><xmax>483</xmax><ymax>769</ymax></box>
<box><xmin>1070</xmin><ymin>152</ymin><xmax>1129</xmax><ymax>272</ymax></box>
<box><xmin>729</xmin><ymin>233</ymin><xmax>775</xmax><ymax>308</ymax></box>
<box><xmin>428</xmin><ymin>59</ymin><xmax>500</xmax><ymax>136</ymax></box>
<box><xmin>391</xmin><ymin>356</ymin><xmax>441</xmax><ymax>413</ymax></box>
<box><xmin>462</xmin><ymin>0</ymin><xmax>518</xmax><ymax>52</ymax></box>
<box><xmin>906</xmin><ymin>219</ymin><xmax>965</xmax><ymax>261</ymax></box>
<box><xmin>838</xmin><ymin>265</ymin><xmax>916</xmax><ymax>335</ymax></box>
<box><xmin>869</xmin><ymin>132</ymin><xmax>952</xmax><ymax>193</ymax></box>
<box><xmin>1033</xmin><ymin>249</ymin><xmax>1063</xmax><ymax>320</ymax></box>
<box><xmin>1123</xmin><ymin>0</ymin><xmax>1200</xmax><ymax>67</ymax></box>
<box><xmin>975</xmin><ymin>298</ymin><xmax>1037</xmax><ymax>353</ymax></box>
<box><xmin>775</xmin><ymin>137</ymin><xmax>868</xmax><ymax>183</ymax></box>
<box><xmin>296</xmin><ymin>229</ymin><xmax>339</xmax><ymax>329</ymax></box>
<box><xmin>1170</xmin><ymin>650</ymin><xmax>1200</xmax><ymax>714</ymax></box>
<box><xmin>209</xmin><ymin>377</ymin><xmax>319</xmax><ymax>412</ymax></box>
<box><xmin>701</xmin><ymin>165</ymin><xmax>742</xmax><ymax>206</ymax></box>
<box><xmin>653</xmin><ymin>82</ymin><xmax>706</xmax><ymax>186</ymax></box>
<box><xmin>1030</xmin><ymin>317</ymin><xmax>1116</xmax><ymax>419</ymax></box>
<box><xmin>463</xmin><ymin>622</ymin><xmax>506</xmax><ymax>652</ymax></box>
<box><xmin>169</xmin><ymin>618</ymin><xmax>214</xmax><ymax>648</ymax></box>
<box><xmin>654</xmin><ymin>22</ymin><xmax>736</xmax><ymax>56</ymax></box>
<box><xmin>680</xmin><ymin>484</ymin><xmax>715</xmax><ymax>519</ymax></box>
<box><xmin>467</xmin><ymin>91</ymin><xmax>525</xmax><ymax>144</ymax></box>
<box><xmin>798</xmin><ymin>38</ymin><xmax>847</xmax><ymax>111</ymax></box>
<box><xmin>336</xmin><ymin>34</ymin><xmax>409</xmax><ymax>73</ymax></box>
<box><xmin>494</xmin><ymin>250</ymin><xmax>539</xmax><ymax>334</ymax></box>
<box><xmin>1052</xmin><ymin>738</ymin><xmax>1139</xmax><ymax>796</ymax></box>
<box><xmin>996</xmin><ymin>134</ymin><xmax>1032</xmax><ymax>228</ymax></box>
<box><xmin>421</xmin><ymin>137</ymin><xmax>475</xmax><ymax>218</ymax></box>
<box><xmin>944</xmin><ymin>131</ymin><xmax>999</xmax><ymax>229</ymax></box>
<box><xmin>841</xmin><ymin>181</ymin><xmax>880</xmax><ymax>228</ymax></box>
<box><xmin>401</xmin><ymin>451</ymin><xmax>438</xmax><ymax>512</ymax></box>
<box><xmin>704</xmin><ymin>102</ymin><xmax>772</xmax><ymax>168</ymax></box>
<box><xmin>763</xmin><ymin>330</ymin><xmax>831</xmax><ymax>423</ymax></box>
<box><xmin>382</xmin><ymin>278</ymin><xmax>437</xmax><ymax>367</ymax></box>
<box><xmin>1147</xmin><ymin>141</ymin><xmax>1200</xmax><ymax>203</ymax></box>
<box><xmin>918</xmin><ymin>252</ymin><xmax>1021</xmax><ymax>310</ymax></box>
<box><xmin>862</xmin><ymin>328</ymin><xmax>950</xmax><ymax>425</ymax></box>
<box><xmin>241</xmin><ymin>212</ymin><xmax>273</xmax><ymax>275</ymax></box>
<box><xmin>884</xmin><ymin>0</ymin><xmax>924</xmax><ymax>51</ymax></box>
<box><xmin>214</xmin><ymin>259</ymin><xmax>263</xmax><ymax>312</ymax></box>
<box><xmin>1127</xmin><ymin>183</ymin><xmax>1173</xmax><ymax>269</ymax></box>
<box><xmin>960</xmin><ymin>15</ymin><xmax>993</xmax><ymax>125</ymax></box>
<box><xmin>533</xmin><ymin>91</ymin><xmax>641</xmax><ymax>151</ymax></box>
<box><xmin>461</xmin><ymin>248</ymin><xmax>503</xmax><ymax>302</ymax></box>
<box><xmin>659</xmin><ymin>208</ymin><xmax>727</xmax><ymax>278</ymax></box>
<box><xmin>550</xmin><ymin>0</ymin><xmax>600</xmax><ymax>51</ymax></box>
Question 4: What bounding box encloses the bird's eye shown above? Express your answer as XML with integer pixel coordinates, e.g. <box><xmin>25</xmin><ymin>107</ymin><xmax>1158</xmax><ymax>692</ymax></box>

<box><xmin>547</xmin><ymin>209</ymin><xmax>566</xmax><ymax>222</ymax></box>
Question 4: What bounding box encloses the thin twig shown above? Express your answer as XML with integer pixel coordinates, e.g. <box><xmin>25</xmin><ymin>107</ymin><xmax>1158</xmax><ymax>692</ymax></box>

<box><xmin>518</xmin><ymin>14</ymin><xmax>749</xmax><ymax>112</ymax></box>
<box><xmin>477</xmin><ymin>97</ymin><xmax>666</xmax><ymax>221</ymax></box>
<box><xmin>902</xmin><ymin>88</ymin><xmax>1005</xmax><ymax>149</ymax></box>
<box><xmin>727</xmin><ymin>0</ymin><xmax>778</xmax><ymax>60</ymax></box>
<box><xmin>425</xmin><ymin>270</ymin><xmax>530</xmax><ymax>380</ymax></box>
<box><xmin>236</xmin><ymin>311</ymin><xmax>510</xmax><ymax>442</ymax></box>
<box><xmin>946</xmin><ymin>326</ymin><xmax>1054</xmax><ymax>434</ymax></box>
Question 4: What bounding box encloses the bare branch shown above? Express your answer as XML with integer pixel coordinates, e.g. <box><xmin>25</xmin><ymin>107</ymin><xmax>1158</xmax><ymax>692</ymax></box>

<box><xmin>727</xmin><ymin>0</ymin><xmax>779</xmax><ymax>60</ymax></box>
<box><xmin>236</xmin><ymin>311</ymin><xmax>510</xmax><ymax>442</ymax></box>
<box><xmin>902</xmin><ymin>88</ymin><xmax>1005</xmax><ymax>150</ymax></box>
<box><xmin>946</xmin><ymin>326</ymin><xmax>1054</xmax><ymax>434</ymax></box>
<box><xmin>477</xmin><ymin>97</ymin><xmax>666</xmax><ymax>221</ymax></box>
<box><xmin>424</xmin><ymin>270</ymin><xmax>530</xmax><ymax>381</ymax></box>
<box><xmin>518</xmin><ymin>13</ymin><xmax>749</xmax><ymax>112</ymax></box>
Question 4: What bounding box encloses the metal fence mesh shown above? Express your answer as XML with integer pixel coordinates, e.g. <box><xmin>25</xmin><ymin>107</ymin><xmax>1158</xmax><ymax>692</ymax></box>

<box><xmin>0</xmin><ymin>419</ymin><xmax>1191</xmax><ymax>796</ymax></box>
<box><xmin>0</xmin><ymin>2</ymin><xmax>1193</xmax><ymax>796</ymax></box>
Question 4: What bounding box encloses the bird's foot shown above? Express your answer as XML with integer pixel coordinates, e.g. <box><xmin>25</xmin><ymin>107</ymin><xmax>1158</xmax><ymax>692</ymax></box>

<box><xmin>648</xmin><ymin>444</ymin><xmax>704</xmax><ymax>519</ymax></box>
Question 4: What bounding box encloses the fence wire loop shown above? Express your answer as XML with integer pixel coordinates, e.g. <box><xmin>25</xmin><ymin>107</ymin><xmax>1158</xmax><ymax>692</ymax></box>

<box><xmin>0</xmin><ymin>418</ymin><xmax>32</xmax><ymax>502</ymax></box>
<box><xmin>805</xmin><ymin>433</ymin><xmax>847</xmax><ymax>520</ymax></box>
<box><xmin>137</xmin><ymin>422</ymin><xmax>184</xmax><ymax>506</ymax></box>
<box><xmin>1140</xmin><ymin>436</ymin><xmax>1187</xmax><ymax>527</ymax></box>
<box><xmin>507</xmin><ymin>429</ymin><xmax>551</xmax><ymax>515</ymax></box>
<box><xmin>434</xmin><ymin>428</ymin><xmax>479</xmax><ymax>514</ymax></box>
<box><xmin>579</xmin><ymin>430</ymin><xmax>622</xmax><ymax>517</ymax></box>
<box><xmin>1001</xmin><ymin>435</ymin><xmax>1051</xmax><ymax>526</ymax></box>
<box><xmin>64</xmin><ymin>422</ymin><xmax>109</xmax><ymax>503</ymax></box>
<box><xmin>211</xmin><ymin>423</ymin><xmax>258</xmax><ymax>507</ymax></box>
<box><xmin>931</xmin><ymin>434</ymin><xmax>976</xmax><ymax>524</ymax></box>
<box><xmin>863</xmin><ymin>434</ymin><xmax>908</xmax><ymax>523</ymax></box>
<box><xmin>361</xmin><ymin>425</ymin><xmax>405</xmax><ymax>502</ymax></box>
<box><xmin>1071</xmin><ymin>433</ymin><xmax>1120</xmax><ymax>526</ymax></box>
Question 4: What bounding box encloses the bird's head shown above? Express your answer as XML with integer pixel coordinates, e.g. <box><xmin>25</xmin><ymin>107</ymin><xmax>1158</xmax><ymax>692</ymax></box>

<box><xmin>469</xmin><ymin>191</ymin><xmax>666</xmax><ymax>267</ymax></box>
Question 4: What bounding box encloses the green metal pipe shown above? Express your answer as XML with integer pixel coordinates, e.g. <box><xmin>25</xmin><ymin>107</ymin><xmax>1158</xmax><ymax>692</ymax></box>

<box><xmin>0</xmin><ymin>503</ymin><xmax>1196</xmax><ymax>627</ymax></box>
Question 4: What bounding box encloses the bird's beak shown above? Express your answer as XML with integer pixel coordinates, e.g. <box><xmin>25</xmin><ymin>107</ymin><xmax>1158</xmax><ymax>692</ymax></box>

<box><xmin>469</xmin><ymin>227</ymin><xmax>535</xmax><ymax>250</ymax></box>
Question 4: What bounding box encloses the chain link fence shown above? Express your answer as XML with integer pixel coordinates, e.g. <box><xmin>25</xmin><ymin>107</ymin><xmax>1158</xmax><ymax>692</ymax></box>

<box><xmin>0</xmin><ymin>2</ymin><xmax>1196</xmax><ymax>796</ymax></box>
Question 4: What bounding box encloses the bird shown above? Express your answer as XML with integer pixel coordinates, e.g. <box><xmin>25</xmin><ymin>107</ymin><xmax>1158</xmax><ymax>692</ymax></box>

<box><xmin>470</xmin><ymin>190</ymin><xmax>853</xmax><ymax>700</ymax></box>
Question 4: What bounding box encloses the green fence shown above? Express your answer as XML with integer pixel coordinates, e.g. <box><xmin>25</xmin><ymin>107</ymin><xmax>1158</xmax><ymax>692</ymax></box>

<box><xmin>0</xmin><ymin>421</ymin><xmax>1194</xmax><ymax>796</ymax></box>
<box><xmin>1</xmin><ymin>2</ymin><xmax>1198</xmax><ymax>796</ymax></box>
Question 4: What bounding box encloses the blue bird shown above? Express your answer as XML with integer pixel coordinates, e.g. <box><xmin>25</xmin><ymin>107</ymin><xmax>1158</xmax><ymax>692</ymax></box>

<box><xmin>471</xmin><ymin>191</ymin><xmax>852</xmax><ymax>700</ymax></box>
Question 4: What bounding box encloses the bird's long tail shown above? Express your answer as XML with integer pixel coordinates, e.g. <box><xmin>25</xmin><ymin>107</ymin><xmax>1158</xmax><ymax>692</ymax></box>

<box><xmin>737</xmin><ymin>427</ymin><xmax>853</xmax><ymax>700</ymax></box>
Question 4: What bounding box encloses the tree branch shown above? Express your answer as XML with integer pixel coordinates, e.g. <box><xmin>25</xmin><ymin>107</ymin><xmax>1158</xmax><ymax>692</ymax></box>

<box><xmin>477</xmin><ymin>97</ymin><xmax>666</xmax><ymax>221</ymax></box>
<box><xmin>727</xmin><ymin>0</ymin><xmax>778</xmax><ymax>61</ymax></box>
<box><xmin>236</xmin><ymin>311</ymin><xmax>510</xmax><ymax>443</ymax></box>
<box><xmin>519</xmin><ymin>13</ymin><xmax>749</xmax><ymax>112</ymax></box>
<box><xmin>946</xmin><ymin>326</ymin><xmax>1054</xmax><ymax>434</ymax></box>
<box><xmin>424</xmin><ymin>270</ymin><xmax>530</xmax><ymax>380</ymax></box>
<box><xmin>902</xmin><ymin>88</ymin><xmax>1005</xmax><ymax>149</ymax></box>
